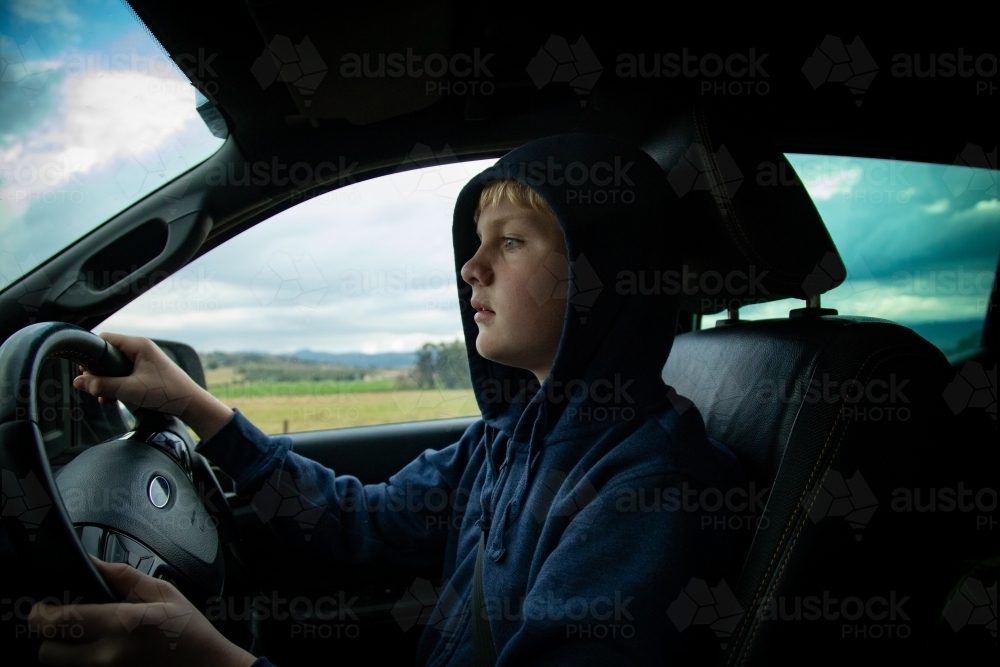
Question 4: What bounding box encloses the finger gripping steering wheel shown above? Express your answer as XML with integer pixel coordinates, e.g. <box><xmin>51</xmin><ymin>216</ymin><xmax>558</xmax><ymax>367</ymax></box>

<box><xmin>0</xmin><ymin>322</ymin><xmax>225</xmax><ymax>607</ymax></box>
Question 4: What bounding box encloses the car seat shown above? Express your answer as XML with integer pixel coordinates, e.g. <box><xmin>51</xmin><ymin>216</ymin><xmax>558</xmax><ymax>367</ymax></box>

<box><xmin>646</xmin><ymin>104</ymin><xmax>992</xmax><ymax>663</ymax></box>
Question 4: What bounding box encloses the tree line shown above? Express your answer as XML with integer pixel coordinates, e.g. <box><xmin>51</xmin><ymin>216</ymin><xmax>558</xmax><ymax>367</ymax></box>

<box><xmin>408</xmin><ymin>340</ymin><xmax>473</xmax><ymax>389</ymax></box>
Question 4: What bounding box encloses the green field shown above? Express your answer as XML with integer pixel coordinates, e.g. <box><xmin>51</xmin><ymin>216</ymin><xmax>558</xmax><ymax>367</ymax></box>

<box><xmin>200</xmin><ymin>356</ymin><xmax>480</xmax><ymax>435</ymax></box>
<box><xmin>206</xmin><ymin>382</ymin><xmax>480</xmax><ymax>435</ymax></box>
<box><xmin>207</xmin><ymin>379</ymin><xmax>399</xmax><ymax>399</ymax></box>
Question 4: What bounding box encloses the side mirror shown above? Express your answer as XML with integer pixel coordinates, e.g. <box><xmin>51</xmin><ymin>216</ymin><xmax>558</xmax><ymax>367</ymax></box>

<box><xmin>150</xmin><ymin>339</ymin><xmax>207</xmax><ymax>390</ymax></box>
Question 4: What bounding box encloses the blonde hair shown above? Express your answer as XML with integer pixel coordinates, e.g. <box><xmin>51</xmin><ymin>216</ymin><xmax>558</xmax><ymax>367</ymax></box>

<box><xmin>473</xmin><ymin>180</ymin><xmax>556</xmax><ymax>223</ymax></box>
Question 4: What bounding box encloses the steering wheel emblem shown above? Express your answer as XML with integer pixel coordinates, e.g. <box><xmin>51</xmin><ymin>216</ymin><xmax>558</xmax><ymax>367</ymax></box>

<box><xmin>148</xmin><ymin>476</ymin><xmax>171</xmax><ymax>508</ymax></box>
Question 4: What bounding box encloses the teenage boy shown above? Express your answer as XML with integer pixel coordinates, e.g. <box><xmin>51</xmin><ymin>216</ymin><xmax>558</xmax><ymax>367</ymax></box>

<box><xmin>33</xmin><ymin>134</ymin><xmax>746</xmax><ymax>666</ymax></box>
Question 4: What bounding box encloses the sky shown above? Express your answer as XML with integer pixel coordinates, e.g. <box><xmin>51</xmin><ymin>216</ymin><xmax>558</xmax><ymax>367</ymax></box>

<box><xmin>2</xmin><ymin>1</ymin><xmax>997</xmax><ymax>355</ymax></box>
<box><xmin>96</xmin><ymin>158</ymin><xmax>498</xmax><ymax>354</ymax></box>
<box><xmin>1</xmin><ymin>0</ymin><xmax>224</xmax><ymax>287</ymax></box>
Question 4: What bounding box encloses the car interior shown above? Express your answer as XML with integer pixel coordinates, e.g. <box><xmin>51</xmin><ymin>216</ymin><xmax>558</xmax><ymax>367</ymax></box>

<box><xmin>1</xmin><ymin>3</ymin><xmax>996</xmax><ymax>665</ymax></box>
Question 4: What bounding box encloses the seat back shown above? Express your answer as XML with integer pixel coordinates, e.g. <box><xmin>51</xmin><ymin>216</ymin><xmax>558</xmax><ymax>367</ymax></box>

<box><xmin>664</xmin><ymin>316</ymin><xmax>972</xmax><ymax>663</ymax></box>
<box><xmin>647</xmin><ymin>103</ymin><xmax>990</xmax><ymax>662</ymax></box>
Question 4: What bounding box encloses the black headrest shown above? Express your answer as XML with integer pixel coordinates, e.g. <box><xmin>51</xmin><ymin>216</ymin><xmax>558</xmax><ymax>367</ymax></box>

<box><xmin>643</xmin><ymin>104</ymin><xmax>847</xmax><ymax>314</ymax></box>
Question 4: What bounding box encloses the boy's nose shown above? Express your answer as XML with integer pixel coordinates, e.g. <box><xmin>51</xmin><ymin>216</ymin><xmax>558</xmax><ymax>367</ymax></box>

<box><xmin>461</xmin><ymin>253</ymin><xmax>492</xmax><ymax>286</ymax></box>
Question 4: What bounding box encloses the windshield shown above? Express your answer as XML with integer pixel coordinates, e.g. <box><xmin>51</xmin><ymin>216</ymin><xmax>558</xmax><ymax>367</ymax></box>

<box><xmin>0</xmin><ymin>0</ymin><xmax>226</xmax><ymax>293</ymax></box>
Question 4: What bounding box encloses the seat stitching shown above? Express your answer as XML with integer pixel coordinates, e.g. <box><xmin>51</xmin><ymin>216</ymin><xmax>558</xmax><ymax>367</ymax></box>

<box><xmin>698</xmin><ymin>110</ymin><xmax>793</xmax><ymax>286</ymax></box>
<box><xmin>732</xmin><ymin>347</ymin><xmax>911</xmax><ymax>664</ymax></box>
<box><xmin>734</xmin><ymin>347</ymin><xmax>937</xmax><ymax>665</ymax></box>
<box><xmin>724</xmin><ymin>344</ymin><xmax>893</xmax><ymax>665</ymax></box>
<box><xmin>692</xmin><ymin>112</ymin><xmax>769</xmax><ymax>279</ymax></box>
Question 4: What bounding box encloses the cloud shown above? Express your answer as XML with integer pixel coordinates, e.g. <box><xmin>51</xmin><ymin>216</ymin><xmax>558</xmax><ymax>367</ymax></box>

<box><xmin>796</xmin><ymin>164</ymin><xmax>863</xmax><ymax>200</ymax></box>
<box><xmin>948</xmin><ymin>198</ymin><xmax>1000</xmax><ymax>225</ymax></box>
<box><xmin>97</xmin><ymin>160</ymin><xmax>498</xmax><ymax>354</ymax></box>
<box><xmin>922</xmin><ymin>198</ymin><xmax>950</xmax><ymax>215</ymax></box>
<box><xmin>822</xmin><ymin>279</ymin><xmax>987</xmax><ymax>321</ymax></box>
<box><xmin>1</xmin><ymin>44</ymin><xmax>222</xmax><ymax>285</ymax></box>
<box><xmin>7</xmin><ymin>0</ymin><xmax>82</xmax><ymax>28</ymax></box>
<box><xmin>1</xmin><ymin>62</ymin><xmax>200</xmax><ymax>200</ymax></box>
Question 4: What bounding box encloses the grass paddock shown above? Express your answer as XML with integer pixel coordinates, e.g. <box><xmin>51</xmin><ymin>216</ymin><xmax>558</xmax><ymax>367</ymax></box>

<box><xmin>208</xmin><ymin>388</ymin><xmax>480</xmax><ymax>435</ymax></box>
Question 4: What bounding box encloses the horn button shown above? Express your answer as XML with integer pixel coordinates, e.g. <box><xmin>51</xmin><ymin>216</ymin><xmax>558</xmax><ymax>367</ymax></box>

<box><xmin>54</xmin><ymin>434</ymin><xmax>223</xmax><ymax>602</ymax></box>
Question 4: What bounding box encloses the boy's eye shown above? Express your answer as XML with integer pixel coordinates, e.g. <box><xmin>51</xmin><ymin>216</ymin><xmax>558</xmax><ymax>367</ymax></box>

<box><xmin>502</xmin><ymin>238</ymin><xmax>522</xmax><ymax>251</ymax></box>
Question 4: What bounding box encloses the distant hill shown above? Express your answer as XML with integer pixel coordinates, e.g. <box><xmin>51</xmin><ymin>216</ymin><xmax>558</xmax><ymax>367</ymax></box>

<box><xmin>283</xmin><ymin>349</ymin><xmax>417</xmax><ymax>368</ymax></box>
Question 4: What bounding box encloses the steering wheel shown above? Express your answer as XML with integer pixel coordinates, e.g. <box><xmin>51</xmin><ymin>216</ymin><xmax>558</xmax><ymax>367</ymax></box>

<box><xmin>0</xmin><ymin>322</ymin><xmax>237</xmax><ymax>614</ymax></box>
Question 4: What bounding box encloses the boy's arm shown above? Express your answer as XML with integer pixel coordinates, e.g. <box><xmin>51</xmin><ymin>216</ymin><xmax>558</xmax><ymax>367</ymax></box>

<box><xmin>71</xmin><ymin>331</ymin><xmax>480</xmax><ymax>568</ymax></box>
<box><xmin>195</xmin><ymin>406</ymin><xmax>484</xmax><ymax>570</ymax></box>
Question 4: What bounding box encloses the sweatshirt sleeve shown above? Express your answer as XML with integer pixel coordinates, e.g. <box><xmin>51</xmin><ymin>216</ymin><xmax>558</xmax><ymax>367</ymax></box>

<box><xmin>194</xmin><ymin>408</ymin><xmax>484</xmax><ymax>570</ymax></box>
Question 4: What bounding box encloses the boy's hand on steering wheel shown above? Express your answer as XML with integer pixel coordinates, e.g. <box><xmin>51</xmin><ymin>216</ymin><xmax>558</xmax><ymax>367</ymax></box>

<box><xmin>73</xmin><ymin>332</ymin><xmax>235</xmax><ymax>442</ymax></box>
<box><xmin>28</xmin><ymin>557</ymin><xmax>256</xmax><ymax>667</ymax></box>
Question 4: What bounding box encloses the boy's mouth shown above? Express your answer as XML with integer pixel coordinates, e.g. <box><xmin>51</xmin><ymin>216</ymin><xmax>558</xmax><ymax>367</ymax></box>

<box><xmin>471</xmin><ymin>298</ymin><xmax>495</xmax><ymax>322</ymax></box>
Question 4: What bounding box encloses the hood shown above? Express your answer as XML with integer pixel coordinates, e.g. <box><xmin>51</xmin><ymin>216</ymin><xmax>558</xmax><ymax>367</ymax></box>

<box><xmin>452</xmin><ymin>134</ymin><xmax>681</xmax><ymax>442</ymax></box>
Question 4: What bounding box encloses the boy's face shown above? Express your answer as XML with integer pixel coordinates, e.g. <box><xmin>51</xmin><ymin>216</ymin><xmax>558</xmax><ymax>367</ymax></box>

<box><xmin>461</xmin><ymin>198</ymin><xmax>568</xmax><ymax>382</ymax></box>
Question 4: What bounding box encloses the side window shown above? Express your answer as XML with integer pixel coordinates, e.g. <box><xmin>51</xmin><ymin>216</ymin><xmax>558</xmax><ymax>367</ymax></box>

<box><xmin>702</xmin><ymin>154</ymin><xmax>999</xmax><ymax>360</ymax></box>
<box><xmin>97</xmin><ymin>159</ymin><xmax>496</xmax><ymax>434</ymax></box>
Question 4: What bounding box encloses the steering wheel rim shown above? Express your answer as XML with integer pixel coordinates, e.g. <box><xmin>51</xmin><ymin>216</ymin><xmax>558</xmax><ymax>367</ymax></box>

<box><xmin>0</xmin><ymin>322</ymin><xmax>227</xmax><ymax>608</ymax></box>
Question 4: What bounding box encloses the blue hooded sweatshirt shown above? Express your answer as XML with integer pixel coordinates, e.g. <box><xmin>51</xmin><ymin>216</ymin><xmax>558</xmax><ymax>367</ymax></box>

<box><xmin>195</xmin><ymin>134</ymin><xmax>747</xmax><ymax>666</ymax></box>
